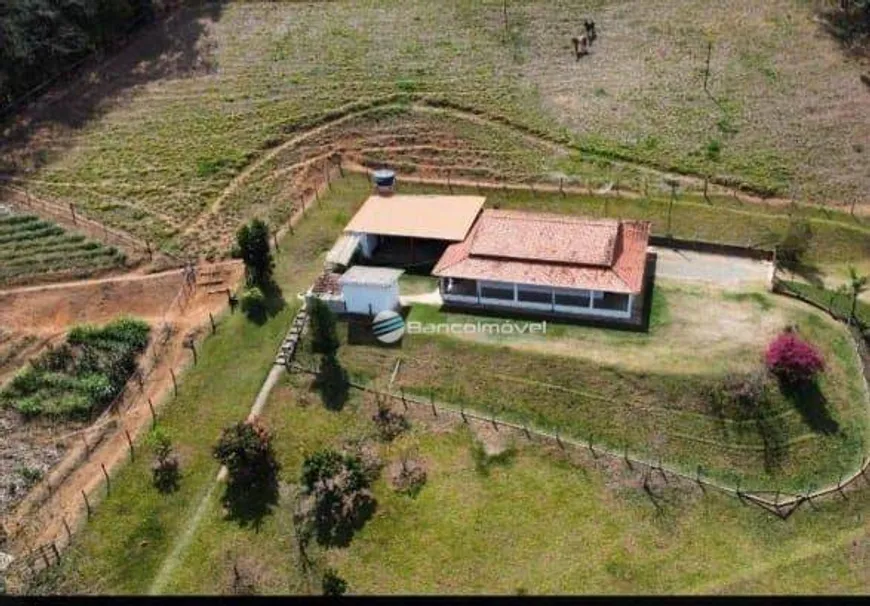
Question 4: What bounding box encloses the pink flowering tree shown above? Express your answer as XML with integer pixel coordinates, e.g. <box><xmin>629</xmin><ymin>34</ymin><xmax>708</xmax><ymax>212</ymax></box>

<box><xmin>765</xmin><ymin>332</ymin><xmax>825</xmax><ymax>385</ymax></box>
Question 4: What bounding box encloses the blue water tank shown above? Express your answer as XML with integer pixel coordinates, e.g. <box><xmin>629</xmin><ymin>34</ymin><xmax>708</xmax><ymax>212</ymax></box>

<box><xmin>373</xmin><ymin>169</ymin><xmax>396</xmax><ymax>193</ymax></box>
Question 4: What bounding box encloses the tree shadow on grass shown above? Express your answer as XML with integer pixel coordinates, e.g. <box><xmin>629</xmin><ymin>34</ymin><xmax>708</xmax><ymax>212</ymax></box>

<box><xmin>312</xmin><ymin>355</ymin><xmax>349</xmax><ymax>411</ymax></box>
<box><xmin>781</xmin><ymin>380</ymin><xmax>839</xmax><ymax>435</ymax></box>
<box><xmin>222</xmin><ymin>471</ymin><xmax>280</xmax><ymax>532</ymax></box>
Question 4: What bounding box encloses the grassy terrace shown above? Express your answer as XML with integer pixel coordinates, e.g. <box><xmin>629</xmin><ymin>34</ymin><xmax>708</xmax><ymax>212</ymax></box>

<box><xmin>7</xmin><ymin>1</ymin><xmax>870</xmax><ymax>257</ymax></box>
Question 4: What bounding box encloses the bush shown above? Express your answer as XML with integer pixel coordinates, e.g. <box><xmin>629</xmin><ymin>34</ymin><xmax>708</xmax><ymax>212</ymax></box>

<box><xmin>776</xmin><ymin>219</ymin><xmax>813</xmax><ymax>271</ymax></box>
<box><xmin>309</xmin><ymin>298</ymin><xmax>340</xmax><ymax>357</ymax></box>
<box><xmin>240</xmin><ymin>286</ymin><xmax>266</xmax><ymax>319</ymax></box>
<box><xmin>297</xmin><ymin>448</ymin><xmax>377</xmax><ymax>547</ymax></box>
<box><xmin>213</xmin><ymin>421</ymin><xmax>278</xmax><ymax>489</ymax></box>
<box><xmin>709</xmin><ymin>370</ymin><xmax>771</xmax><ymax>418</ymax></box>
<box><xmin>322</xmin><ymin>568</ymin><xmax>348</xmax><ymax>596</ymax></box>
<box><xmin>372</xmin><ymin>398</ymin><xmax>410</xmax><ymax>442</ymax></box>
<box><xmin>765</xmin><ymin>331</ymin><xmax>825</xmax><ymax>385</ymax></box>
<box><xmin>149</xmin><ymin>427</ymin><xmax>180</xmax><ymax>493</ymax></box>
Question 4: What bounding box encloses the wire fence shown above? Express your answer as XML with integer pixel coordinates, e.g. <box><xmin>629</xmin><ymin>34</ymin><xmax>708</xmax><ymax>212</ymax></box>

<box><xmin>0</xmin><ymin>183</ymin><xmax>164</xmax><ymax>264</ymax></box>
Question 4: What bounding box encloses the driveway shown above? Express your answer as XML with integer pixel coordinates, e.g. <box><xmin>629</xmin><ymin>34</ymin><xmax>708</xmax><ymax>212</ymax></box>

<box><xmin>650</xmin><ymin>246</ymin><xmax>773</xmax><ymax>288</ymax></box>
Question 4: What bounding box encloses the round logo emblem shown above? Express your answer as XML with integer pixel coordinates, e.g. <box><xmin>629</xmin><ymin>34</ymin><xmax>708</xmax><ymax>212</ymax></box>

<box><xmin>372</xmin><ymin>310</ymin><xmax>405</xmax><ymax>343</ymax></box>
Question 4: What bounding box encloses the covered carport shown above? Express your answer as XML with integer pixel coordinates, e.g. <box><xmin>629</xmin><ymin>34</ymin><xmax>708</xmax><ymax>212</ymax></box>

<box><xmin>335</xmin><ymin>194</ymin><xmax>485</xmax><ymax>270</ymax></box>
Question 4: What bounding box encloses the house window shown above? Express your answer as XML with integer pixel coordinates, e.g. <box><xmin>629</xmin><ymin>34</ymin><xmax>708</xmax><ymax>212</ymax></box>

<box><xmin>517</xmin><ymin>288</ymin><xmax>552</xmax><ymax>304</ymax></box>
<box><xmin>593</xmin><ymin>292</ymin><xmax>630</xmax><ymax>311</ymax></box>
<box><xmin>554</xmin><ymin>289</ymin><xmax>591</xmax><ymax>307</ymax></box>
<box><xmin>480</xmin><ymin>283</ymin><xmax>514</xmax><ymax>300</ymax></box>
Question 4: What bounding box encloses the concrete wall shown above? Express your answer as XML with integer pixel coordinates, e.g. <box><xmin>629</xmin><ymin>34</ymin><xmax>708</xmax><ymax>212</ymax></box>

<box><xmin>342</xmin><ymin>282</ymin><xmax>399</xmax><ymax>315</ymax></box>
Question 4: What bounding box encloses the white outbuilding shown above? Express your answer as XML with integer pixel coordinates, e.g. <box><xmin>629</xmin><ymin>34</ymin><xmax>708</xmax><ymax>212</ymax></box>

<box><xmin>338</xmin><ymin>266</ymin><xmax>404</xmax><ymax>315</ymax></box>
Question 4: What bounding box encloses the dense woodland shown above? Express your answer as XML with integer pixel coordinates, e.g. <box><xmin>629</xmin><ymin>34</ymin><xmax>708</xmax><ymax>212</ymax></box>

<box><xmin>0</xmin><ymin>0</ymin><xmax>166</xmax><ymax>114</ymax></box>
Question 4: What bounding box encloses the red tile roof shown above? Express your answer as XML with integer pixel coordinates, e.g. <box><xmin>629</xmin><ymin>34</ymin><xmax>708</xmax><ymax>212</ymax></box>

<box><xmin>432</xmin><ymin>210</ymin><xmax>651</xmax><ymax>294</ymax></box>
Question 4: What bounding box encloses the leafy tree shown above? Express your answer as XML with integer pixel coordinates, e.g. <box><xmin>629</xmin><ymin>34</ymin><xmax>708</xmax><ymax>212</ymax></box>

<box><xmin>845</xmin><ymin>265</ymin><xmax>869</xmax><ymax>322</ymax></box>
<box><xmin>0</xmin><ymin>0</ymin><xmax>154</xmax><ymax>111</ymax></box>
<box><xmin>213</xmin><ymin>420</ymin><xmax>278</xmax><ymax>488</ymax></box>
<box><xmin>235</xmin><ymin>219</ymin><xmax>274</xmax><ymax>288</ymax></box>
<box><xmin>296</xmin><ymin>448</ymin><xmax>377</xmax><ymax>547</ymax></box>
<box><xmin>765</xmin><ymin>331</ymin><xmax>825</xmax><ymax>386</ymax></box>
<box><xmin>775</xmin><ymin>219</ymin><xmax>813</xmax><ymax>272</ymax></box>
<box><xmin>147</xmin><ymin>426</ymin><xmax>179</xmax><ymax>492</ymax></box>
<box><xmin>240</xmin><ymin>286</ymin><xmax>266</xmax><ymax>321</ymax></box>
<box><xmin>322</xmin><ymin>568</ymin><xmax>347</xmax><ymax>596</ymax></box>
<box><xmin>309</xmin><ymin>298</ymin><xmax>340</xmax><ymax>357</ymax></box>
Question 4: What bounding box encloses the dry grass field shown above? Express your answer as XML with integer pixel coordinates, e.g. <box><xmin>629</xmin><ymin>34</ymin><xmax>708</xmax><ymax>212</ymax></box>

<box><xmin>0</xmin><ymin>0</ymin><xmax>867</xmax><ymax>258</ymax></box>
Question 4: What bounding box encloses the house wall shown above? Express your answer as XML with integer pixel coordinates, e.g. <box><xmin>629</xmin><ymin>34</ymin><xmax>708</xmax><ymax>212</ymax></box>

<box><xmin>439</xmin><ymin>278</ymin><xmax>633</xmax><ymax>319</ymax></box>
<box><xmin>342</xmin><ymin>282</ymin><xmax>399</xmax><ymax>315</ymax></box>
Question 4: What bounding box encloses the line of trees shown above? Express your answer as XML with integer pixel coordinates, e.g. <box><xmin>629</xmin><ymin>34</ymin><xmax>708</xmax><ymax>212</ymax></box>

<box><xmin>0</xmin><ymin>0</ymin><xmax>160</xmax><ymax>113</ymax></box>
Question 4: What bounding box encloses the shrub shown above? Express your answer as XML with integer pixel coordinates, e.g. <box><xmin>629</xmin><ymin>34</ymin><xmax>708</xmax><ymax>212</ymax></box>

<box><xmin>372</xmin><ymin>398</ymin><xmax>410</xmax><ymax>442</ymax></box>
<box><xmin>765</xmin><ymin>331</ymin><xmax>825</xmax><ymax>385</ymax></box>
<box><xmin>297</xmin><ymin>448</ymin><xmax>377</xmax><ymax>547</ymax></box>
<box><xmin>309</xmin><ymin>298</ymin><xmax>340</xmax><ymax>357</ymax></box>
<box><xmin>776</xmin><ymin>219</ymin><xmax>813</xmax><ymax>271</ymax></box>
<box><xmin>322</xmin><ymin>568</ymin><xmax>348</xmax><ymax>596</ymax></box>
<box><xmin>213</xmin><ymin>421</ymin><xmax>278</xmax><ymax>489</ymax></box>
<box><xmin>710</xmin><ymin>370</ymin><xmax>771</xmax><ymax>418</ymax></box>
<box><xmin>240</xmin><ymin>286</ymin><xmax>266</xmax><ymax>319</ymax></box>
<box><xmin>148</xmin><ymin>427</ymin><xmax>180</xmax><ymax>493</ymax></box>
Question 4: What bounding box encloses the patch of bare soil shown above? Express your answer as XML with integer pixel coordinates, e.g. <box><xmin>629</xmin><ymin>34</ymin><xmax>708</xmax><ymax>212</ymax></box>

<box><xmin>0</xmin><ymin>261</ymin><xmax>243</xmax><ymax>559</ymax></box>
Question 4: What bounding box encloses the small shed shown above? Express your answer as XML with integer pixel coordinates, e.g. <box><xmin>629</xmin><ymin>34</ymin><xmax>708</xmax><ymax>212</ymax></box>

<box><xmin>338</xmin><ymin>266</ymin><xmax>404</xmax><ymax>315</ymax></box>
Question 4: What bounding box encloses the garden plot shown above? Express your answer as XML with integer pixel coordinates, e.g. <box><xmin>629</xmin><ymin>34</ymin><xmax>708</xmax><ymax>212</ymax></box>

<box><xmin>0</xmin><ymin>213</ymin><xmax>126</xmax><ymax>286</ymax></box>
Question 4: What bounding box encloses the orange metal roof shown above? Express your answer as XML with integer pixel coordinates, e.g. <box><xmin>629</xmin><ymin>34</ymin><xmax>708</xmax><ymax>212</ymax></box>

<box><xmin>433</xmin><ymin>210</ymin><xmax>651</xmax><ymax>294</ymax></box>
<box><xmin>344</xmin><ymin>194</ymin><xmax>485</xmax><ymax>241</ymax></box>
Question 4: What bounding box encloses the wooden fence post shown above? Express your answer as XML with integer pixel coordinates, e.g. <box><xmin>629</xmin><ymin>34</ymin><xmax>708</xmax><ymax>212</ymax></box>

<box><xmin>491</xmin><ymin>415</ymin><xmax>498</xmax><ymax>431</ymax></box>
<box><xmin>125</xmin><ymin>429</ymin><xmax>134</xmax><ymax>460</ymax></box>
<box><xmin>523</xmin><ymin>424</ymin><xmax>531</xmax><ymax>440</ymax></box>
<box><xmin>401</xmin><ymin>387</ymin><xmax>408</xmax><ymax>411</ymax></box>
<box><xmin>559</xmin><ymin>177</ymin><xmax>564</xmax><ymax>196</ymax></box>
<box><xmin>837</xmin><ymin>474</ymin><xmax>847</xmax><ymax>499</ymax></box>
<box><xmin>62</xmin><ymin>517</ymin><xmax>71</xmax><ymax>539</ymax></box>
<box><xmin>170</xmin><ymin>368</ymin><xmax>177</xmax><ymax>396</ymax></box>
<box><xmin>101</xmin><ymin>463</ymin><xmax>110</xmax><ymax>494</ymax></box>
<box><xmin>696</xmin><ymin>465</ymin><xmax>705</xmax><ymax>492</ymax></box>
<box><xmin>51</xmin><ymin>542</ymin><xmax>61</xmax><ymax>564</ymax></box>
<box><xmin>588</xmin><ymin>437</ymin><xmax>596</xmax><ymax>458</ymax></box>
<box><xmin>81</xmin><ymin>434</ymin><xmax>89</xmax><ymax>458</ymax></box>
<box><xmin>69</xmin><ymin>202</ymin><xmax>77</xmax><ymax>225</ymax></box>
<box><xmin>460</xmin><ymin>407</ymin><xmax>467</xmax><ymax>423</ymax></box>
<box><xmin>623</xmin><ymin>445</ymin><xmax>632</xmax><ymax>470</ymax></box>
<box><xmin>209</xmin><ymin>312</ymin><xmax>216</xmax><ymax>334</ymax></box>
<box><xmin>273</xmin><ymin>232</ymin><xmax>280</xmax><ymax>252</ymax></box>
<box><xmin>82</xmin><ymin>490</ymin><xmax>91</xmax><ymax>519</ymax></box>
<box><xmin>555</xmin><ymin>431</ymin><xmax>564</xmax><ymax>449</ymax></box>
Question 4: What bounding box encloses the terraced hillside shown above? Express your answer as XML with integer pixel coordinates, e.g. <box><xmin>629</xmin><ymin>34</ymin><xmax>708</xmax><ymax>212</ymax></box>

<box><xmin>1</xmin><ymin>0</ymin><xmax>868</xmax><ymax>257</ymax></box>
<box><xmin>0</xmin><ymin>214</ymin><xmax>127</xmax><ymax>286</ymax></box>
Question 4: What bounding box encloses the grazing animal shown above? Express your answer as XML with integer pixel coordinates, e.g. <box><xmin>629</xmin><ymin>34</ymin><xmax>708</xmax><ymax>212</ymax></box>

<box><xmin>584</xmin><ymin>19</ymin><xmax>597</xmax><ymax>45</ymax></box>
<box><xmin>571</xmin><ymin>35</ymin><xmax>589</xmax><ymax>59</ymax></box>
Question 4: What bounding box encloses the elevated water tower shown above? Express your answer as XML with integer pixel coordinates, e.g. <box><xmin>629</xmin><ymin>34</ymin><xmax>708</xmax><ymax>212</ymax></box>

<box><xmin>372</xmin><ymin>169</ymin><xmax>395</xmax><ymax>195</ymax></box>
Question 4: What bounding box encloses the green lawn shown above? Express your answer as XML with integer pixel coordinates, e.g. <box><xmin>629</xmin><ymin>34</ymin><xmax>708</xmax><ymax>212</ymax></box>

<box><xmin>109</xmin><ymin>371</ymin><xmax>870</xmax><ymax>595</ymax></box>
<box><xmin>320</xmin><ymin>289</ymin><xmax>868</xmax><ymax>493</ymax></box>
<box><xmin>41</xmin><ymin>177</ymin><xmax>370</xmax><ymax>594</ymax></box>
